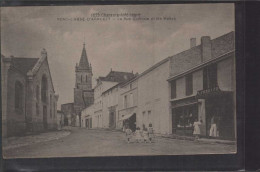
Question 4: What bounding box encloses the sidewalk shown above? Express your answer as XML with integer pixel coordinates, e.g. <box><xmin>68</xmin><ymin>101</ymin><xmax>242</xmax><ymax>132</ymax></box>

<box><xmin>158</xmin><ymin>134</ymin><xmax>236</xmax><ymax>145</ymax></box>
<box><xmin>2</xmin><ymin>130</ymin><xmax>71</xmax><ymax>150</ymax></box>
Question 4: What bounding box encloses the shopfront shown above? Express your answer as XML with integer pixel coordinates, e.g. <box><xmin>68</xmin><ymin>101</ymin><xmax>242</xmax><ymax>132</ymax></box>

<box><xmin>196</xmin><ymin>86</ymin><xmax>235</xmax><ymax>140</ymax></box>
<box><xmin>171</xmin><ymin>97</ymin><xmax>199</xmax><ymax>136</ymax></box>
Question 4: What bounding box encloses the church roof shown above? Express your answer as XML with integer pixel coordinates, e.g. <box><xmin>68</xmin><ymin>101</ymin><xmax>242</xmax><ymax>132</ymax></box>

<box><xmin>10</xmin><ymin>57</ymin><xmax>39</xmax><ymax>74</ymax></box>
<box><xmin>78</xmin><ymin>43</ymin><xmax>89</xmax><ymax>69</ymax></box>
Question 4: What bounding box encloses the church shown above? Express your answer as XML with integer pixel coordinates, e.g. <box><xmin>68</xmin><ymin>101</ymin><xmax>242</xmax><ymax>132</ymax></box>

<box><xmin>61</xmin><ymin>43</ymin><xmax>94</xmax><ymax>127</ymax></box>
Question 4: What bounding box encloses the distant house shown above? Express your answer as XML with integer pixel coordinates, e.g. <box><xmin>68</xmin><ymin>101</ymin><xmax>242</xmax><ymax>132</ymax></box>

<box><xmin>81</xmin><ymin>70</ymin><xmax>135</xmax><ymax>129</ymax></box>
<box><xmin>57</xmin><ymin>110</ymin><xmax>64</xmax><ymax>130</ymax></box>
<box><xmin>1</xmin><ymin>49</ymin><xmax>59</xmax><ymax>137</ymax></box>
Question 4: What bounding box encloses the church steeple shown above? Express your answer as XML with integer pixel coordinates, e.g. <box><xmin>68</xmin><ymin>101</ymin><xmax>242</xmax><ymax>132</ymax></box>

<box><xmin>78</xmin><ymin>42</ymin><xmax>89</xmax><ymax>69</ymax></box>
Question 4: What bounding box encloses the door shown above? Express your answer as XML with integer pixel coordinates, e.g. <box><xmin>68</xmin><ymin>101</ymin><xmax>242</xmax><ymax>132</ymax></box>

<box><xmin>43</xmin><ymin>105</ymin><xmax>47</xmax><ymax>130</ymax></box>
<box><xmin>109</xmin><ymin>112</ymin><xmax>116</xmax><ymax>128</ymax></box>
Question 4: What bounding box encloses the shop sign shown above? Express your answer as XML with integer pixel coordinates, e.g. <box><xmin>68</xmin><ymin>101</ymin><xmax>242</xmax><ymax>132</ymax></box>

<box><xmin>197</xmin><ymin>86</ymin><xmax>220</xmax><ymax>97</ymax></box>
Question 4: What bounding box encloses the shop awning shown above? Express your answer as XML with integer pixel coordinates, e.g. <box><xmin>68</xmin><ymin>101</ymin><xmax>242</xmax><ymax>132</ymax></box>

<box><xmin>119</xmin><ymin>113</ymin><xmax>134</xmax><ymax>121</ymax></box>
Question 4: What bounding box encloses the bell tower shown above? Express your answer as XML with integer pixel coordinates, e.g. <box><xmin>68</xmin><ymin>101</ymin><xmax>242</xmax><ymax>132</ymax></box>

<box><xmin>74</xmin><ymin>42</ymin><xmax>94</xmax><ymax>124</ymax></box>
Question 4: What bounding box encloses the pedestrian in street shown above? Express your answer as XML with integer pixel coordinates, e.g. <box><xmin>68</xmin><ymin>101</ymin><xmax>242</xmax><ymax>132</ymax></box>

<box><xmin>135</xmin><ymin>127</ymin><xmax>143</xmax><ymax>143</ymax></box>
<box><xmin>193</xmin><ymin>119</ymin><xmax>202</xmax><ymax>140</ymax></box>
<box><xmin>148</xmin><ymin>123</ymin><xmax>154</xmax><ymax>143</ymax></box>
<box><xmin>209</xmin><ymin>116</ymin><xmax>218</xmax><ymax>137</ymax></box>
<box><xmin>125</xmin><ymin>125</ymin><xmax>132</xmax><ymax>143</ymax></box>
<box><xmin>143</xmin><ymin>127</ymin><xmax>149</xmax><ymax>143</ymax></box>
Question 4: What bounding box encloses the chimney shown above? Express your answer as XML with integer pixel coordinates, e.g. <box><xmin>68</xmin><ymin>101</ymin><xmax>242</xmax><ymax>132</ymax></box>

<box><xmin>201</xmin><ymin>36</ymin><xmax>212</xmax><ymax>62</ymax></box>
<box><xmin>41</xmin><ymin>48</ymin><xmax>47</xmax><ymax>58</ymax></box>
<box><xmin>190</xmin><ymin>38</ymin><xmax>196</xmax><ymax>48</ymax></box>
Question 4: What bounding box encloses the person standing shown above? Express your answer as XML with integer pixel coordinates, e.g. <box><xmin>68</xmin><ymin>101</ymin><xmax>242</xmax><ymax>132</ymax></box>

<box><xmin>193</xmin><ymin>119</ymin><xmax>202</xmax><ymax>140</ymax></box>
<box><xmin>148</xmin><ymin>123</ymin><xmax>154</xmax><ymax>143</ymax></box>
<box><xmin>143</xmin><ymin>128</ymin><xmax>149</xmax><ymax>143</ymax></box>
<box><xmin>209</xmin><ymin>116</ymin><xmax>217</xmax><ymax>137</ymax></box>
<box><xmin>135</xmin><ymin>127</ymin><xmax>142</xmax><ymax>143</ymax></box>
<box><xmin>125</xmin><ymin>125</ymin><xmax>132</xmax><ymax>143</ymax></box>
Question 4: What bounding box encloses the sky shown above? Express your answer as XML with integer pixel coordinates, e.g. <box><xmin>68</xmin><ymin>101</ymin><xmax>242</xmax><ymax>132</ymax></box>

<box><xmin>1</xmin><ymin>4</ymin><xmax>234</xmax><ymax>109</ymax></box>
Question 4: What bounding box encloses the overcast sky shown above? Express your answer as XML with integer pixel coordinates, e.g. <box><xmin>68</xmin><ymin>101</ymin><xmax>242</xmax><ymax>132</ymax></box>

<box><xmin>1</xmin><ymin>4</ymin><xmax>234</xmax><ymax>108</ymax></box>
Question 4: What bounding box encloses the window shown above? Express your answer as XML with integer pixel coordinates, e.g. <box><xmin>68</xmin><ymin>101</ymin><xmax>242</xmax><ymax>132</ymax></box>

<box><xmin>186</xmin><ymin>74</ymin><xmax>193</xmax><ymax>96</ymax></box>
<box><xmin>41</xmin><ymin>75</ymin><xmax>48</xmax><ymax>103</ymax></box>
<box><xmin>36</xmin><ymin>102</ymin><xmax>39</xmax><ymax>115</ymax></box>
<box><xmin>129</xmin><ymin>93</ymin><xmax>133</xmax><ymax>107</ymax></box>
<box><xmin>36</xmin><ymin>85</ymin><xmax>40</xmax><ymax>101</ymax></box>
<box><xmin>124</xmin><ymin>95</ymin><xmax>127</xmax><ymax>108</ymax></box>
<box><xmin>130</xmin><ymin>83</ymin><xmax>132</xmax><ymax>89</ymax></box>
<box><xmin>81</xmin><ymin>75</ymin><xmax>83</xmax><ymax>83</ymax></box>
<box><xmin>203</xmin><ymin>64</ymin><xmax>217</xmax><ymax>89</ymax></box>
<box><xmin>15</xmin><ymin>81</ymin><xmax>23</xmax><ymax>111</ymax></box>
<box><xmin>148</xmin><ymin>111</ymin><xmax>152</xmax><ymax>125</ymax></box>
<box><xmin>50</xmin><ymin>95</ymin><xmax>52</xmax><ymax>118</ymax></box>
<box><xmin>171</xmin><ymin>80</ymin><xmax>176</xmax><ymax>99</ymax></box>
<box><xmin>85</xmin><ymin>75</ymin><xmax>87</xmax><ymax>82</ymax></box>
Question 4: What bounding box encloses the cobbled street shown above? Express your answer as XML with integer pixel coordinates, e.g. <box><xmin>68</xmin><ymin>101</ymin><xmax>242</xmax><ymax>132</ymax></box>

<box><xmin>3</xmin><ymin>128</ymin><xmax>236</xmax><ymax>158</ymax></box>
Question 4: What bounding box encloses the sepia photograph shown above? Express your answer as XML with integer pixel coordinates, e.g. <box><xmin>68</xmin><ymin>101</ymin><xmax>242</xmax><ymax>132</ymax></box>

<box><xmin>1</xmin><ymin>3</ymin><xmax>236</xmax><ymax>158</ymax></box>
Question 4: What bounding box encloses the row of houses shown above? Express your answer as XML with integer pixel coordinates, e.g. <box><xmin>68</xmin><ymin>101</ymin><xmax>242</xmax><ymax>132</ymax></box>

<box><xmin>81</xmin><ymin>31</ymin><xmax>236</xmax><ymax>140</ymax></box>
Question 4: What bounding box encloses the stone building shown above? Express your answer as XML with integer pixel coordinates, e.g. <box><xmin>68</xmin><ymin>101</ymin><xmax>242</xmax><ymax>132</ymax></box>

<box><xmin>168</xmin><ymin>31</ymin><xmax>235</xmax><ymax>139</ymax></box>
<box><xmin>81</xmin><ymin>70</ymin><xmax>135</xmax><ymax>129</ymax></box>
<box><xmin>57</xmin><ymin>110</ymin><xmax>64</xmax><ymax>130</ymax></box>
<box><xmin>118</xmin><ymin>78</ymin><xmax>138</xmax><ymax>131</ymax></box>
<box><xmin>136</xmin><ymin>58</ymin><xmax>171</xmax><ymax>134</ymax></box>
<box><xmin>61</xmin><ymin>43</ymin><xmax>94</xmax><ymax>126</ymax></box>
<box><xmin>61</xmin><ymin>103</ymin><xmax>74</xmax><ymax>126</ymax></box>
<box><xmin>1</xmin><ymin>49</ymin><xmax>58</xmax><ymax>137</ymax></box>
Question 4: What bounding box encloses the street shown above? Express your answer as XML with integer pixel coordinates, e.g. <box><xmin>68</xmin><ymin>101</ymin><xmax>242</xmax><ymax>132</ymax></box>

<box><xmin>3</xmin><ymin>128</ymin><xmax>236</xmax><ymax>158</ymax></box>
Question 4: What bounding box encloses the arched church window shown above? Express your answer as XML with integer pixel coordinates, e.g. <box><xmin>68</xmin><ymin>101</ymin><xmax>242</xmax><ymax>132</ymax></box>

<box><xmin>15</xmin><ymin>81</ymin><xmax>23</xmax><ymax>111</ymax></box>
<box><xmin>36</xmin><ymin>85</ymin><xmax>40</xmax><ymax>101</ymax></box>
<box><xmin>41</xmin><ymin>75</ymin><xmax>48</xmax><ymax>103</ymax></box>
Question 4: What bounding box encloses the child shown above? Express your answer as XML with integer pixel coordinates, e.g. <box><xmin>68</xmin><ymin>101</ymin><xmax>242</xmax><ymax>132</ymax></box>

<box><xmin>125</xmin><ymin>125</ymin><xmax>132</xmax><ymax>143</ymax></box>
<box><xmin>148</xmin><ymin>123</ymin><xmax>154</xmax><ymax>143</ymax></box>
<box><xmin>135</xmin><ymin>127</ymin><xmax>142</xmax><ymax>143</ymax></box>
<box><xmin>143</xmin><ymin>128</ymin><xmax>149</xmax><ymax>143</ymax></box>
<box><xmin>193</xmin><ymin>119</ymin><xmax>202</xmax><ymax>140</ymax></box>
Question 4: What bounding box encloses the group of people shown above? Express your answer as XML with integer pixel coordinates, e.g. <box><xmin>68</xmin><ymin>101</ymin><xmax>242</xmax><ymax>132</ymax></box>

<box><xmin>125</xmin><ymin>123</ymin><xmax>154</xmax><ymax>143</ymax></box>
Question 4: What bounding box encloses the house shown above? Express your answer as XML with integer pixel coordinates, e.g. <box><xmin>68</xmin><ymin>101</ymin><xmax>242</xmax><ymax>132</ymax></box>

<box><xmin>118</xmin><ymin>78</ymin><xmax>138</xmax><ymax>131</ymax></box>
<box><xmin>168</xmin><ymin>31</ymin><xmax>235</xmax><ymax>139</ymax></box>
<box><xmin>1</xmin><ymin>49</ymin><xmax>58</xmax><ymax>137</ymax></box>
<box><xmin>57</xmin><ymin>110</ymin><xmax>64</xmax><ymax>130</ymax></box>
<box><xmin>61</xmin><ymin>103</ymin><xmax>74</xmax><ymax>126</ymax></box>
<box><xmin>81</xmin><ymin>70</ymin><xmax>135</xmax><ymax>129</ymax></box>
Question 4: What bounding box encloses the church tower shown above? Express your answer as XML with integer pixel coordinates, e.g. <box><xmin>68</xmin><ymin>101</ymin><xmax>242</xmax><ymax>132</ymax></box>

<box><xmin>74</xmin><ymin>43</ymin><xmax>94</xmax><ymax>124</ymax></box>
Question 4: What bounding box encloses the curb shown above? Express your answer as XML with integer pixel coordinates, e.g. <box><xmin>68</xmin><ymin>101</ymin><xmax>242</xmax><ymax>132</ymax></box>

<box><xmin>158</xmin><ymin>135</ymin><xmax>236</xmax><ymax>145</ymax></box>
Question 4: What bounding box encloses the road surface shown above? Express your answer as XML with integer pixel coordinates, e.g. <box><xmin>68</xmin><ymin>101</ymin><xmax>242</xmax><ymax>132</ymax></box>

<box><xmin>4</xmin><ymin>128</ymin><xmax>236</xmax><ymax>158</ymax></box>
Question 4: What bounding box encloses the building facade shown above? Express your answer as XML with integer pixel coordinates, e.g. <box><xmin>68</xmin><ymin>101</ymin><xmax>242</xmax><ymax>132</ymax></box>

<box><xmin>57</xmin><ymin>110</ymin><xmax>64</xmax><ymax>130</ymax></box>
<box><xmin>118</xmin><ymin>78</ymin><xmax>138</xmax><ymax>131</ymax></box>
<box><xmin>1</xmin><ymin>49</ymin><xmax>58</xmax><ymax>137</ymax></box>
<box><xmin>81</xmin><ymin>70</ymin><xmax>135</xmax><ymax>129</ymax></box>
<box><xmin>102</xmin><ymin>83</ymin><xmax>120</xmax><ymax>129</ymax></box>
<box><xmin>61</xmin><ymin>103</ymin><xmax>74</xmax><ymax>126</ymax></box>
<box><xmin>168</xmin><ymin>31</ymin><xmax>235</xmax><ymax>139</ymax></box>
<box><xmin>136</xmin><ymin>58</ymin><xmax>171</xmax><ymax>134</ymax></box>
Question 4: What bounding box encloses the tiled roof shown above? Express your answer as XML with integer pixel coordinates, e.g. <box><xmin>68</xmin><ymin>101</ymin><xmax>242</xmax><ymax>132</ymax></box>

<box><xmin>98</xmin><ymin>70</ymin><xmax>135</xmax><ymax>83</ymax></box>
<box><xmin>10</xmin><ymin>57</ymin><xmax>39</xmax><ymax>74</ymax></box>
